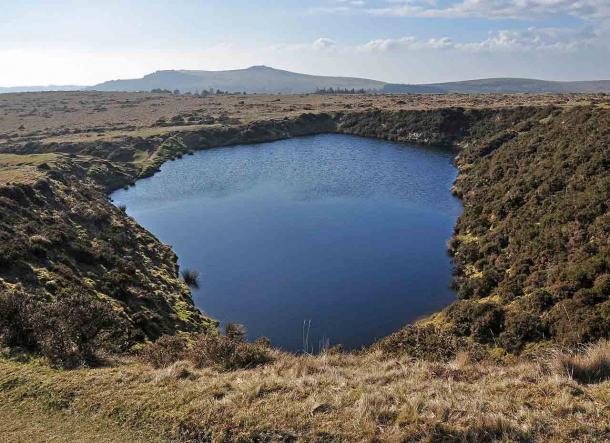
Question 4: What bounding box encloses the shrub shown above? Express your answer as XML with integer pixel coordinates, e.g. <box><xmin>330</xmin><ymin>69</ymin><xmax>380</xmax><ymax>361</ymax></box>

<box><xmin>552</xmin><ymin>340</ymin><xmax>610</xmax><ymax>384</ymax></box>
<box><xmin>254</xmin><ymin>336</ymin><xmax>272</xmax><ymax>348</ymax></box>
<box><xmin>499</xmin><ymin>310</ymin><xmax>544</xmax><ymax>353</ymax></box>
<box><xmin>224</xmin><ymin>322</ymin><xmax>246</xmax><ymax>342</ymax></box>
<box><xmin>446</xmin><ymin>300</ymin><xmax>505</xmax><ymax>345</ymax></box>
<box><xmin>376</xmin><ymin>325</ymin><xmax>482</xmax><ymax>362</ymax></box>
<box><xmin>0</xmin><ymin>290</ymin><xmax>126</xmax><ymax>369</ymax></box>
<box><xmin>139</xmin><ymin>335</ymin><xmax>188</xmax><ymax>368</ymax></box>
<box><xmin>181</xmin><ymin>269</ymin><xmax>199</xmax><ymax>289</ymax></box>
<box><xmin>140</xmin><ymin>325</ymin><xmax>272</xmax><ymax>372</ymax></box>
<box><xmin>0</xmin><ymin>291</ymin><xmax>37</xmax><ymax>349</ymax></box>
<box><xmin>188</xmin><ymin>333</ymin><xmax>272</xmax><ymax>371</ymax></box>
<box><xmin>32</xmin><ymin>292</ymin><xmax>127</xmax><ymax>368</ymax></box>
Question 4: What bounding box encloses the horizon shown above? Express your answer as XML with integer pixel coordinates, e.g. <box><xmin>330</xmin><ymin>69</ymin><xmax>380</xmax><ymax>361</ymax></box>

<box><xmin>2</xmin><ymin>1</ymin><xmax>610</xmax><ymax>87</ymax></box>
<box><xmin>2</xmin><ymin>65</ymin><xmax>610</xmax><ymax>90</ymax></box>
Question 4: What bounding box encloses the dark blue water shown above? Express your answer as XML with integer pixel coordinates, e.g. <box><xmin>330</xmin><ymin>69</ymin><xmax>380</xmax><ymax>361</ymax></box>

<box><xmin>111</xmin><ymin>134</ymin><xmax>461</xmax><ymax>351</ymax></box>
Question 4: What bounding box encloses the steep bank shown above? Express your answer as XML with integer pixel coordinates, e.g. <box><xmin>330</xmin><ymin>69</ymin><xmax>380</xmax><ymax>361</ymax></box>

<box><xmin>336</xmin><ymin>106</ymin><xmax>609</xmax><ymax>351</ymax></box>
<box><xmin>0</xmin><ymin>113</ymin><xmax>337</xmax><ymax>343</ymax></box>
<box><xmin>0</xmin><ymin>156</ymin><xmax>215</xmax><ymax>341</ymax></box>
<box><xmin>1</xmin><ymin>106</ymin><xmax>608</xmax><ymax>351</ymax></box>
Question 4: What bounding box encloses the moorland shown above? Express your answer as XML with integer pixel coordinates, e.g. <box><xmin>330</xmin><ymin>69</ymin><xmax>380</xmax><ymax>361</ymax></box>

<box><xmin>0</xmin><ymin>91</ymin><xmax>609</xmax><ymax>442</ymax></box>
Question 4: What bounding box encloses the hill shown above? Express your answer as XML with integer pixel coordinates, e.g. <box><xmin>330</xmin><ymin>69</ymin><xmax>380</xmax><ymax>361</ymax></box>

<box><xmin>5</xmin><ymin>70</ymin><xmax>610</xmax><ymax>95</ymax></box>
<box><xmin>90</xmin><ymin>66</ymin><xmax>385</xmax><ymax>94</ymax></box>
<box><xmin>95</xmin><ymin>69</ymin><xmax>610</xmax><ymax>95</ymax></box>
<box><xmin>384</xmin><ymin>78</ymin><xmax>610</xmax><ymax>94</ymax></box>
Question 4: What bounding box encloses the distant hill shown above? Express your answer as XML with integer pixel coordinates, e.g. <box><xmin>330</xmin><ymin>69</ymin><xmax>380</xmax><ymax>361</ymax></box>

<box><xmin>0</xmin><ymin>85</ymin><xmax>84</xmax><ymax>93</ymax></box>
<box><xmin>383</xmin><ymin>78</ymin><xmax>610</xmax><ymax>94</ymax></box>
<box><xmin>4</xmin><ymin>70</ymin><xmax>610</xmax><ymax>94</ymax></box>
<box><xmin>90</xmin><ymin>66</ymin><xmax>386</xmax><ymax>94</ymax></box>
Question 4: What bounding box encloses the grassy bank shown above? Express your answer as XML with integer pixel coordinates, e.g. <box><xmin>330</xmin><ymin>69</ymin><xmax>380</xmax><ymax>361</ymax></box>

<box><xmin>1</xmin><ymin>342</ymin><xmax>609</xmax><ymax>442</ymax></box>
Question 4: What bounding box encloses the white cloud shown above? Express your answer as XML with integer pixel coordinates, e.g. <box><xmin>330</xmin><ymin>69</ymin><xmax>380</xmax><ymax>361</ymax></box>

<box><xmin>312</xmin><ymin>37</ymin><xmax>337</xmax><ymax>50</ymax></box>
<box><xmin>358</xmin><ymin>36</ymin><xmax>456</xmax><ymax>51</ymax></box>
<box><xmin>461</xmin><ymin>26</ymin><xmax>600</xmax><ymax>51</ymax></box>
<box><xmin>359</xmin><ymin>36</ymin><xmax>417</xmax><ymax>51</ymax></box>
<box><xmin>336</xmin><ymin>0</ymin><xmax>367</xmax><ymax>5</ymax></box>
<box><xmin>369</xmin><ymin>0</ymin><xmax>610</xmax><ymax>20</ymax></box>
<box><xmin>357</xmin><ymin>26</ymin><xmax>598</xmax><ymax>53</ymax></box>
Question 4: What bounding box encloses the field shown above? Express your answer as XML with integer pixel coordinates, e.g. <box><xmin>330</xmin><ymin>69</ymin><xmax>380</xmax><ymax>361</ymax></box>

<box><xmin>1</xmin><ymin>91</ymin><xmax>609</xmax><ymax>441</ymax></box>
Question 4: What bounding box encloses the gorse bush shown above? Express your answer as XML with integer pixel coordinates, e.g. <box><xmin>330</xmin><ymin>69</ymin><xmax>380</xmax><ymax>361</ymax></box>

<box><xmin>139</xmin><ymin>335</ymin><xmax>188</xmax><ymax>369</ymax></box>
<box><xmin>0</xmin><ymin>290</ymin><xmax>126</xmax><ymax>369</ymax></box>
<box><xmin>376</xmin><ymin>324</ymin><xmax>485</xmax><ymax>362</ymax></box>
<box><xmin>33</xmin><ymin>293</ymin><xmax>126</xmax><ymax>368</ymax></box>
<box><xmin>0</xmin><ymin>291</ymin><xmax>37</xmax><ymax>349</ymax></box>
<box><xmin>188</xmin><ymin>333</ymin><xmax>272</xmax><ymax>371</ymax></box>
<box><xmin>140</xmin><ymin>324</ymin><xmax>272</xmax><ymax>371</ymax></box>
<box><xmin>445</xmin><ymin>301</ymin><xmax>504</xmax><ymax>345</ymax></box>
<box><xmin>224</xmin><ymin>322</ymin><xmax>246</xmax><ymax>342</ymax></box>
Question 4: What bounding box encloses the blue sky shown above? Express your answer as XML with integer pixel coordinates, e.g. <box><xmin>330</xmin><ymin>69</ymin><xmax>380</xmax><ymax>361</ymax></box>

<box><xmin>1</xmin><ymin>0</ymin><xmax>609</xmax><ymax>85</ymax></box>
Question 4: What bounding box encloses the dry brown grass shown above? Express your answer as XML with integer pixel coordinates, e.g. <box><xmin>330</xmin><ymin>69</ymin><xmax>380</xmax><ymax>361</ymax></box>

<box><xmin>0</xmin><ymin>403</ymin><xmax>161</xmax><ymax>443</ymax></box>
<box><xmin>552</xmin><ymin>340</ymin><xmax>610</xmax><ymax>384</ymax></box>
<box><xmin>0</xmin><ymin>152</ymin><xmax>58</xmax><ymax>184</ymax></box>
<box><xmin>1</xmin><ymin>91</ymin><xmax>608</xmax><ymax>146</ymax></box>
<box><xmin>1</xmin><ymin>348</ymin><xmax>609</xmax><ymax>442</ymax></box>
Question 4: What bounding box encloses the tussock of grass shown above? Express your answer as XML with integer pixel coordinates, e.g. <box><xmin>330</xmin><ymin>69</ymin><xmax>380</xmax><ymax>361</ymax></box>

<box><xmin>552</xmin><ymin>340</ymin><xmax>610</xmax><ymax>384</ymax></box>
<box><xmin>181</xmin><ymin>269</ymin><xmax>200</xmax><ymax>289</ymax></box>
<box><xmin>139</xmin><ymin>335</ymin><xmax>188</xmax><ymax>369</ymax></box>
<box><xmin>187</xmin><ymin>333</ymin><xmax>272</xmax><ymax>371</ymax></box>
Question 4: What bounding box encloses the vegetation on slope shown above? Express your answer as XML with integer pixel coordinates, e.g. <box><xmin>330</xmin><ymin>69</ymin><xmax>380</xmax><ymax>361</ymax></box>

<box><xmin>338</xmin><ymin>105</ymin><xmax>610</xmax><ymax>353</ymax></box>
<box><xmin>0</xmin><ymin>154</ymin><xmax>215</xmax><ymax>351</ymax></box>
<box><xmin>0</xmin><ymin>95</ymin><xmax>609</xmax><ymax>440</ymax></box>
<box><xmin>448</xmin><ymin>107</ymin><xmax>610</xmax><ymax>352</ymax></box>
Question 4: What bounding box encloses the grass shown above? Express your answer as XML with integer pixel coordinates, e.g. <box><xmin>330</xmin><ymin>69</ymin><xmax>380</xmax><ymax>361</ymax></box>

<box><xmin>181</xmin><ymin>269</ymin><xmax>200</xmax><ymax>289</ymax></box>
<box><xmin>1</xmin><ymin>346</ymin><xmax>609</xmax><ymax>442</ymax></box>
<box><xmin>1</xmin><ymin>91</ymin><xmax>605</xmax><ymax>146</ymax></box>
<box><xmin>0</xmin><ymin>402</ymin><xmax>160</xmax><ymax>443</ymax></box>
<box><xmin>0</xmin><ymin>153</ymin><xmax>59</xmax><ymax>185</ymax></box>
<box><xmin>0</xmin><ymin>153</ymin><xmax>58</xmax><ymax>167</ymax></box>
<box><xmin>42</xmin><ymin>123</ymin><xmax>214</xmax><ymax>144</ymax></box>
<box><xmin>552</xmin><ymin>340</ymin><xmax>610</xmax><ymax>384</ymax></box>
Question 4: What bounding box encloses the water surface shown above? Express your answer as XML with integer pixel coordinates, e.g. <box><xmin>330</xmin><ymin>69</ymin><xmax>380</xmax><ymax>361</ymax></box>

<box><xmin>111</xmin><ymin>134</ymin><xmax>461</xmax><ymax>351</ymax></box>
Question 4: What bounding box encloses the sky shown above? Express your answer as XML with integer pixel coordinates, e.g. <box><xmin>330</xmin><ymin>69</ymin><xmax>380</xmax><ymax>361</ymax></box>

<box><xmin>1</xmin><ymin>0</ymin><xmax>609</xmax><ymax>86</ymax></box>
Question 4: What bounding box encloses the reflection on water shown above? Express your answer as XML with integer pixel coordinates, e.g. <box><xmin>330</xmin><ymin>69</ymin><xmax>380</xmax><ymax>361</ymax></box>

<box><xmin>111</xmin><ymin>134</ymin><xmax>461</xmax><ymax>351</ymax></box>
